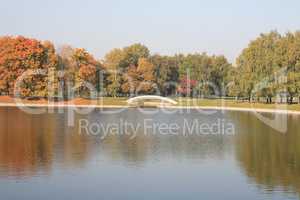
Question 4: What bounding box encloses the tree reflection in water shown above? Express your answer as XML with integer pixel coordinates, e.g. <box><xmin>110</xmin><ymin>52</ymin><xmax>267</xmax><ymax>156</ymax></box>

<box><xmin>1</xmin><ymin>107</ymin><xmax>300</xmax><ymax>198</ymax></box>
<box><xmin>232</xmin><ymin>111</ymin><xmax>300</xmax><ymax>195</ymax></box>
<box><xmin>0</xmin><ymin>108</ymin><xmax>233</xmax><ymax>176</ymax></box>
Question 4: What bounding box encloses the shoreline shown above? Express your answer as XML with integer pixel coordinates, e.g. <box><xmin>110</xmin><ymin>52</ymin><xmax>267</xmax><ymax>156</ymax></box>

<box><xmin>1</xmin><ymin>102</ymin><xmax>300</xmax><ymax>115</ymax></box>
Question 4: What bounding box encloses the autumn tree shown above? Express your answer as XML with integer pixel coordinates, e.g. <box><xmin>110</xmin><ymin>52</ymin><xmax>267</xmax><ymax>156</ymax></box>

<box><xmin>57</xmin><ymin>45</ymin><xmax>77</xmax><ymax>99</ymax></box>
<box><xmin>105</xmin><ymin>44</ymin><xmax>150</xmax><ymax>96</ymax></box>
<box><xmin>136</xmin><ymin>58</ymin><xmax>156</xmax><ymax>94</ymax></box>
<box><xmin>71</xmin><ymin>48</ymin><xmax>106</xmax><ymax>97</ymax></box>
<box><xmin>121</xmin><ymin>58</ymin><xmax>156</xmax><ymax>95</ymax></box>
<box><xmin>0</xmin><ymin>36</ymin><xmax>58</xmax><ymax>97</ymax></box>
<box><xmin>177</xmin><ymin>78</ymin><xmax>198</xmax><ymax>97</ymax></box>
<box><xmin>121</xmin><ymin>65</ymin><xmax>139</xmax><ymax>95</ymax></box>
<box><xmin>0</xmin><ymin>32</ymin><xmax>298</xmax><ymax>104</ymax></box>
<box><xmin>119</xmin><ymin>43</ymin><xmax>150</xmax><ymax>69</ymax></box>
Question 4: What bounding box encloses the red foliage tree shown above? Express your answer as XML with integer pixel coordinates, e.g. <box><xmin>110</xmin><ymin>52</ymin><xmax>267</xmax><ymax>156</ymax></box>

<box><xmin>177</xmin><ymin>78</ymin><xmax>198</xmax><ymax>97</ymax></box>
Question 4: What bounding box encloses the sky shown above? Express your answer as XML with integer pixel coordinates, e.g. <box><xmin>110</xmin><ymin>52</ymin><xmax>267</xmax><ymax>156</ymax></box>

<box><xmin>0</xmin><ymin>0</ymin><xmax>300</xmax><ymax>63</ymax></box>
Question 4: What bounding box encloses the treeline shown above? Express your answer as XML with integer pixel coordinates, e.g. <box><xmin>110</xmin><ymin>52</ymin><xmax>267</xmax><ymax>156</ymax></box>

<box><xmin>0</xmin><ymin>36</ymin><xmax>105</xmax><ymax>98</ymax></box>
<box><xmin>232</xmin><ymin>31</ymin><xmax>300</xmax><ymax>104</ymax></box>
<box><xmin>0</xmin><ymin>31</ymin><xmax>300</xmax><ymax>103</ymax></box>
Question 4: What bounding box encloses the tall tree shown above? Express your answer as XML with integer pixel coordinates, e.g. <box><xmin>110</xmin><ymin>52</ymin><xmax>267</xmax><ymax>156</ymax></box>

<box><xmin>150</xmin><ymin>55</ymin><xmax>180</xmax><ymax>96</ymax></box>
<box><xmin>0</xmin><ymin>36</ymin><xmax>58</xmax><ymax>97</ymax></box>
<box><xmin>72</xmin><ymin>48</ymin><xmax>106</xmax><ymax>97</ymax></box>
<box><xmin>103</xmin><ymin>48</ymin><xmax>124</xmax><ymax>97</ymax></box>
<box><xmin>236</xmin><ymin>31</ymin><xmax>300</xmax><ymax>103</ymax></box>
<box><xmin>121</xmin><ymin>58</ymin><xmax>156</xmax><ymax>95</ymax></box>
<box><xmin>236</xmin><ymin>31</ymin><xmax>282</xmax><ymax>103</ymax></box>
<box><xmin>119</xmin><ymin>43</ymin><xmax>150</xmax><ymax>69</ymax></box>
<box><xmin>178</xmin><ymin>53</ymin><xmax>231</xmax><ymax>97</ymax></box>
<box><xmin>136</xmin><ymin>58</ymin><xmax>156</xmax><ymax>94</ymax></box>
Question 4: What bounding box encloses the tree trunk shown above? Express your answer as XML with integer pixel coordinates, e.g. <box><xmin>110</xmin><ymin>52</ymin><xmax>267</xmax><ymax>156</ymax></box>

<box><xmin>289</xmin><ymin>96</ymin><xmax>294</xmax><ymax>104</ymax></box>
<box><xmin>267</xmin><ymin>96</ymin><xmax>272</xmax><ymax>104</ymax></box>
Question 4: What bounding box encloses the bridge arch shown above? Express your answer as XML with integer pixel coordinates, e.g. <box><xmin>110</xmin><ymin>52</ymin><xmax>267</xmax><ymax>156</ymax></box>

<box><xmin>127</xmin><ymin>95</ymin><xmax>177</xmax><ymax>106</ymax></box>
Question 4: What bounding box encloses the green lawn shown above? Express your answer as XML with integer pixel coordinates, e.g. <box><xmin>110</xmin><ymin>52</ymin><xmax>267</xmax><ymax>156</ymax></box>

<box><xmin>98</xmin><ymin>97</ymin><xmax>300</xmax><ymax>111</ymax></box>
<box><xmin>2</xmin><ymin>96</ymin><xmax>299</xmax><ymax>111</ymax></box>
<box><xmin>97</xmin><ymin>97</ymin><xmax>128</xmax><ymax>106</ymax></box>
<box><xmin>175</xmin><ymin>98</ymin><xmax>300</xmax><ymax>111</ymax></box>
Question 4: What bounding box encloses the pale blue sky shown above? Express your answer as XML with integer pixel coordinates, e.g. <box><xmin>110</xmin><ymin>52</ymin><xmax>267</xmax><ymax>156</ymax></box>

<box><xmin>0</xmin><ymin>0</ymin><xmax>299</xmax><ymax>62</ymax></box>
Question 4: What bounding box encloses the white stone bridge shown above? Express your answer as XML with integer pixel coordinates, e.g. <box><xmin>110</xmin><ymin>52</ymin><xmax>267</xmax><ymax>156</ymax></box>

<box><xmin>127</xmin><ymin>95</ymin><xmax>178</xmax><ymax>107</ymax></box>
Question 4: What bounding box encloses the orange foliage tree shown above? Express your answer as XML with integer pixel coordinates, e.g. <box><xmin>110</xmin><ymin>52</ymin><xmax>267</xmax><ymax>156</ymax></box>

<box><xmin>121</xmin><ymin>58</ymin><xmax>156</xmax><ymax>95</ymax></box>
<box><xmin>0</xmin><ymin>36</ymin><xmax>58</xmax><ymax>97</ymax></box>
<box><xmin>72</xmin><ymin>48</ymin><xmax>107</xmax><ymax>97</ymax></box>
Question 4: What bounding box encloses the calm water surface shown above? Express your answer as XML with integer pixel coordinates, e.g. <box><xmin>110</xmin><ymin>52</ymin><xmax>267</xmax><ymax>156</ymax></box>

<box><xmin>0</xmin><ymin>107</ymin><xmax>299</xmax><ymax>200</ymax></box>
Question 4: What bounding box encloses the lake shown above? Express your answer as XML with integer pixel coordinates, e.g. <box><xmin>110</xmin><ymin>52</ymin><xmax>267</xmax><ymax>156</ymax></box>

<box><xmin>0</xmin><ymin>107</ymin><xmax>299</xmax><ymax>200</ymax></box>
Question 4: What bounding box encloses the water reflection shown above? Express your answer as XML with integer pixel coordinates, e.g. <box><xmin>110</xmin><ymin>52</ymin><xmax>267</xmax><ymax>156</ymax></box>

<box><xmin>0</xmin><ymin>108</ymin><xmax>91</xmax><ymax>177</ymax></box>
<box><xmin>0</xmin><ymin>108</ymin><xmax>299</xmax><ymax>199</ymax></box>
<box><xmin>0</xmin><ymin>108</ymin><xmax>53</xmax><ymax>177</ymax></box>
<box><xmin>0</xmin><ymin>108</ymin><xmax>233</xmax><ymax>175</ymax></box>
<box><xmin>232</xmin><ymin>111</ymin><xmax>300</xmax><ymax>194</ymax></box>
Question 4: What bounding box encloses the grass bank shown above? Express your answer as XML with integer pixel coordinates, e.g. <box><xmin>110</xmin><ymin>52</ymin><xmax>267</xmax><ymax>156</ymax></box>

<box><xmin>175</xmin><ymin>98</ymin><xmax>300</xmax><ymax>111</ymax></box>
<box><xmin>0</xmin><ymin>96</ymin><xmax>300</xmax><ymax>112</ymax></box>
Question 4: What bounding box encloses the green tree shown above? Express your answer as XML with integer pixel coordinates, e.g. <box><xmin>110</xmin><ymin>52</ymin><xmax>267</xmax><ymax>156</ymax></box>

<box><xmin>150</xmin><ymin>55</ymin><xmax>180</xmax><ymax>96</ymax></box>
<box><xmin>103</xmin><ymin>48</ymin><xmax>124</xmax><ymax>97</ymax></box>
<box><xmin>236</xmin><ymin>31</ymin><xmax>282</xmax><ymax>103</ymax></box>
<box><xmin>119</xmin><ymin>43</ymin><xmax>150</xmax><ymax>69</ymax></box>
